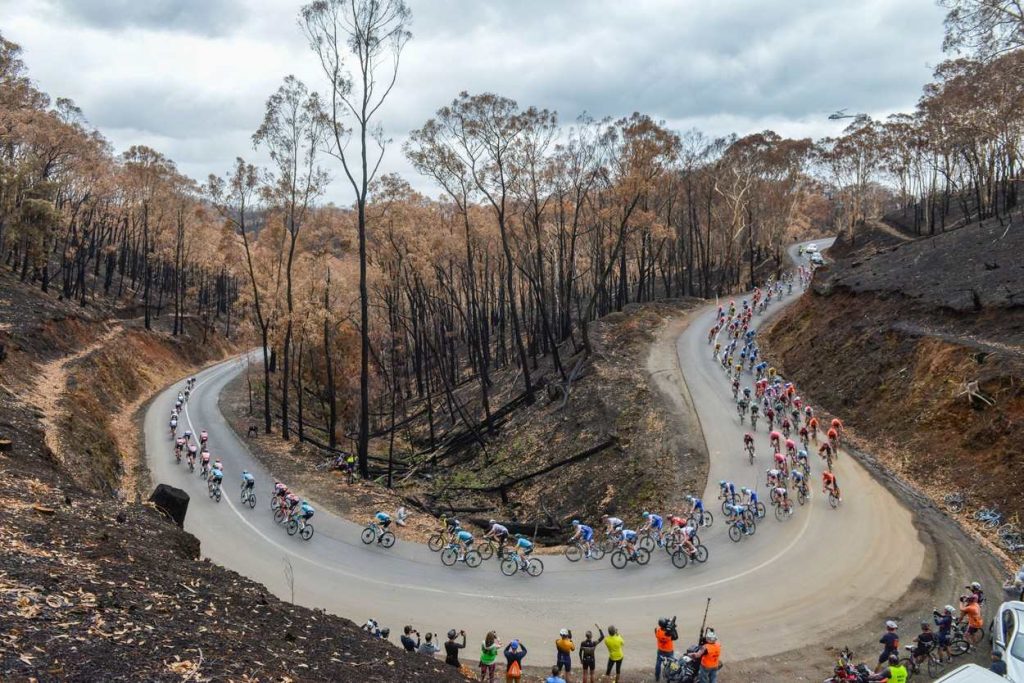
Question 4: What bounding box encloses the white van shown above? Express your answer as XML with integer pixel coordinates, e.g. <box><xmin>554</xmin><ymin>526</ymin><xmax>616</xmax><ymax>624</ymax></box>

<box><xmin>932</xmin><ymin>663</ymin><xmax>1008</xmax><ymax>682</ymax></box>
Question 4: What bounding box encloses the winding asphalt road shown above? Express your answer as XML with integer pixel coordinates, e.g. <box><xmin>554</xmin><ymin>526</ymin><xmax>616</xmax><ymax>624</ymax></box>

<box><xmin>144</xmin><ymin>238</ymin><xmax>925</xmax><ymax>660</ymax></box>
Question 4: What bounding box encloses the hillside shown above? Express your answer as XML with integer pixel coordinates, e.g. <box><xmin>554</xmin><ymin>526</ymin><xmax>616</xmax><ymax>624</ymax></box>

<box><xmin>0</xmin><ymin>268</ymin><xmax>464</xmax><ymax>682</ymax></box>
<box><xmin>765</xmin><ymin>217</ymin><xmax>1024</xmax><ymax>558</ymax></box>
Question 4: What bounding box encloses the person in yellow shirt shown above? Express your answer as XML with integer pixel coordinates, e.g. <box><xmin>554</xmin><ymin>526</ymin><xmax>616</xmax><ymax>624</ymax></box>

<box><xmin>602</xmin><ymin>625</ymin><xmax>624</xmax><ymax>683</ymax></box>
<box><xmin>555</xmin><ymin>628</ymin><xmax>575</xmax><ymax>682</ymax></box>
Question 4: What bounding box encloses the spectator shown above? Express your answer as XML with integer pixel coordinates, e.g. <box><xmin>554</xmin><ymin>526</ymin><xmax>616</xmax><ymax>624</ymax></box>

<box><xmin>555</xmin><ymin>628</ymin><xmax>575</xmax><ymax>682</ymax></box>
<box><xmin>545</xmin><ymin>665</ymin><xmax>566</xmax><ymax>683</ymax></box>
<box><xmin>696</xmin><ymin>628</ymin><xmax>722</xmax><ymax>683</ymax></box>
<box><xmin>579</xmin><ymin>626</ymin><xmax>604</xmax><ymax>683</ymax></box>
<box><xmin>960</xmin><ymin>595</ymin><xmax>985</xmax><ymax>646</ymax></box>
<box><xmin>603</xmin><ymin>624</ymin><xmax>624</xmax><ymax>683</ymax></box>
<box><xmin>877</xmin><ymin>621</ymin><xmax>900</xmax><ymax>672</ymax></box>
<box><xmin>503</xmin><ymin>639</ymin><xmax>527</xmax><ymax>683</ymax></box>
<box><xmin>480</xmin><ymin>630</ymin><xmax>500</xmax><ymax>683</ymax></box>
<box><xmin>990</xmin><ymin>651</ymin><xmax>1008</xmax><ymax>677</ymax></box>
<box><xmin>445</xmin><ymin>629</ymin><xmax>466</xmax><ymax>669</ymax></box>
<box><xmin>401</xmin><ymin>625</ymin><xmax>420</xmax><ymax>652</ymax></box>
<box><xmin>654</xmin><ymin>618</ymin><xmax>676</xmax><ymax>682</ymax></box>
<box><xmin>418</xmin><ymin>632</ymin><xmax>440</xmax><ymax>656</ymax></box>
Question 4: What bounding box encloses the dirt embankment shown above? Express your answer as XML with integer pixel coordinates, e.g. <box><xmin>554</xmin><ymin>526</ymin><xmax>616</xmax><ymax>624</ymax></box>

<box><xmin>0</xmin><ymin>269</ymin><xmax>464</xmax><ymax>682</ymax></box>
<box><xmin>223</xmin><ymin>300</ymin><xmax>709</xmax><ymax>543</ymax></box>
<box><xmin>765</xmin><ymin>218</ymin><xmax>1024</xmax><ymax>561</ymax></box>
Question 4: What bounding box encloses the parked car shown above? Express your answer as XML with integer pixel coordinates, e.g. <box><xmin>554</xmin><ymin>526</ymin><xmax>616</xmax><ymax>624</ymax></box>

<box><xmin>990</xmin><ymin>600</ymin><xmax>1024</xmax><ymax>681</ymax></box>
<box><xmin>933</xmin><ymin>663</ymin><xmax>1012</xmax><ymax>681</ymax></box>
<box><xmin>805</xmin><ymin>243</ymin><xmax>818</xmax><ymax>253</ymax></box>
<box><xmin>810</xmin><ymin>252</ymin><xmax>825</xmax><ymax>265</ymax></box>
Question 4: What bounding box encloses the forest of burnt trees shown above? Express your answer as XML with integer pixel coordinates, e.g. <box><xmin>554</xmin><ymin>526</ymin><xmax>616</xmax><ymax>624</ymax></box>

<box><xmin>3</xmin><ymin>0</ymin><xmax>1022</xmax><ymax>481</ymax></box>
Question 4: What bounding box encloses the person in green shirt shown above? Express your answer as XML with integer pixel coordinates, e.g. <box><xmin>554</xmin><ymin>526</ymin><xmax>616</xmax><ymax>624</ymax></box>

<box><xmin>602</xmin><ymin>625</ymin><xmax>624</xmax><ymax>683</ymax></box>
<box><xmin>479</xmin><ymin>630</ymin><xmax>500</xmax><ymax>683</ymax></box>
<box><xmin>885</xmin><ymin>654</ymin><xmax>908</xmax><ymax>683</ymax></box>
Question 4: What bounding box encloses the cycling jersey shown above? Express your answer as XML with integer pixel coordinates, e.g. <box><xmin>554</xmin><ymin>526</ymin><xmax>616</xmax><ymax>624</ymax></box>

<box><xmin>299</xmin><ymin>502</ymin><xmax>314</xmax><ymax>518</ymax></box>
<box><xmin>456</xmin><ymin>530</ymin><xmax>473</xmax><ymax>544</ymax></box>
<box><xmin>690</xmin><ymin>499</ymin><xmax>704</xmax><ymax>511</ymax></box>
<box><xmin>375</xmin><ymin>511</ymin><xmax>391</xmax><ymax>524</ymax></box>
<box><xmin>516</xmin><ymin>537</ymin><xmax>533</xmax><ymax>551</ymax></box>
<box><xmin>606</xmin><ymin>517</ymin><xmax>623</xmax><ymax>530</ymax></box>
<box><xmin>488</xmin><ymin>523</ymin><xmax>509</xmax><ymax>537</ymax></box>
<box><xmin>647</xmin><ymin>514</ymin><xmax>663</xmax><ymax>530</ymax></box>
<box><xmin>241</xmin><ymin>472</ymin><xmax>254</xmax><ymax>487</ymax></box>
<box><xmin>621</xmin><ymin>529</ymin><xmax>637</xmax><ymax>542</ymax></box>
<box><xmin>577</xmin><ymin>524</ymin><xmax>594</xmax><ymax>541</ymax></box>
<box><xmin>210</xmin><ymin>468</ymin><xmax>223</xmax><ymax>481</ymax></box>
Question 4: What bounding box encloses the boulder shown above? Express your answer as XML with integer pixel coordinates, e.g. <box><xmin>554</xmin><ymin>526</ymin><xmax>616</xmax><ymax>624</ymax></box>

<box><xmin>149</xmin><ymin>484</ymin><xmax>189</xmax><ymax>528</ymax></box>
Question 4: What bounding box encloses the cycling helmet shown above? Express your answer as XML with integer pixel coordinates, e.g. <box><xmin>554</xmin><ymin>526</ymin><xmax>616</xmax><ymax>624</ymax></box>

<box><xmin>685</xmin><ymin>495</ymin><xmax>694</xmax><ymax>502</ymax></box>
<box><xmin>944</xmin><ymin>605</ymin><xmax>955</xmax><ymax>614</ymax></box>
<box><xmin>448</xmin><ymin>629</ymin><xmax>457</xmax><ymax>639</ymax></box>
<box><xmin>718</xmin><ymin>480</ymin><xmax>726</xmax><ymax>487</ymax></box>
<box><xmin>885</xmin><ymin>620</ymin><xmax>898</xmax><ymax>629</ymax></box>
<box><xmin>888</xmin><ymin>654</ymin><xmax>899</xmax><ymax>665</ymax></box>
<box><xmin>704</xmin><ymin>629</ymin><xmax>717</xmax><ymax>642</ymax></box>
<box><xmin>488</xmin><ymin>519</ymin><xmax>496</xmax><ymax>526</ymax></box>
<box><xmin>571</xmin><ymin>519</ymin><xmax>580</xmax><ymax>526</ymax></box>
<box><xmin>970</xmin><ymin>581</ymin><xmax>982</xmax><ymax>590</ymax></box>
<box><xmin>920</xmin><ymin>621</ymin><xmax>930</xmax><ymax>629</ymax></box>
<box><xmin>559</xmin><ymin>628</ymin><xmax>569</xmax><ymax>637</ymax></box>
<box><xmin>642</xmin><ymin>511</ymin><xmax>650</xmax><ymax>518</ymax></box>
<box><xmin>658</xmin><ymin>618</ymin><xmax>668</xmax><ymax>628</ymax></box>
<box><xmin>301</xmin><ymin>500</ymin><xmax>308</xmax><ymax>506</ymax></box>
<box><xmin>515</xmin><ymin>533</ymin><xmax>524</xmax><ymax>539</ymax></box>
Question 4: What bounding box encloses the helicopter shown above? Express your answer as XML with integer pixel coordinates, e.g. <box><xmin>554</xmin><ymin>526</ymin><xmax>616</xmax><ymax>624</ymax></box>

<box><xmin>828</xmin><ymin>109</ymin><xmax>869</xmax><ymax>123</ymax></box>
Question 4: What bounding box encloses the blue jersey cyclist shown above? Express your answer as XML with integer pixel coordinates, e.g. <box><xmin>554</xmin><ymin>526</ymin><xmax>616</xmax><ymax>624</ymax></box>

<box><xmin>375</xmin><ymin>510</ymin><xmax>392</xmax><ymax>530</ymax></box>
<box><xmin>298</xmin><ymin>500</ymin><xmax>314</xmax><ymax>526</ymax></box>
<box><xmin>455</xmin><ymin>528</ymin><xmax>474</xmax><ymax>559</ymax></box>
<box><xmin>620</xmin><ymin>528</ymin><xmax>638</xmax><ymax>554</ymax></box>
<box><xmin>241</xmin><ymin>470</ymin><xmax>255</xmax><ymax>490</ymax></box>
<box><xmin>513</xmin><ymin>534</ymin><xmax>533</xmax><ymax>567</ymax></box>
<box><xmin>570</xmin><ymin>520</ymin><xmax>594</xmax><ymax>543</ymax></box>
<box><xmin>641</xmin><ymin>511</ymin><xmax>663</xmax><ymax>531</ymax></box>
<box><xmin>210</xmin><ymin>466</ymin><xmax>223</xmax><ymax>485</ymax></box>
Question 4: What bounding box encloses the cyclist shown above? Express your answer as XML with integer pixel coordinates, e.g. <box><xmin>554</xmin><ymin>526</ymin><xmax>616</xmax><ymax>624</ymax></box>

<box><xmin>908</xmin><ymin>622</ymin><xmax>936</xmax><ymax>671</ymax></box>
<box><xmin>958</xmin><ymin>594</ymin><xmax>984</xmax><ymax>646</ymax></box>
<box><xmin>675</xmin><ymin>519</ymin><xmax>699</xmax><ymax>556</ymax></box>
<box><xmin>726</xmin><ymin>502</ymin><xmax>754</xmax><ymax>535</ymax></box>
<box><xmin>818</xmin><ymin>441</ymin><xmax>834</xmax><ymax>461</ymax></box>
<box><xmin>273</xmin><ymin>481</ymin><xmax>289</xmax><ymax>506</ymax></box>
<box><xmin>932</xmin><ymin>606</ymin><xmax>955</xmax><ymax>663</ymax></box>
<box><xmin>718</xmin><ymin>480</ymin><xmax>737</xmax><ymax>504</ymax></box>
<box><xmin>766</xmin><ymin>468</ymin><xmax>783</xmax><ymax>488</ymax></box>
<box><xmin>822</xmin><ymin>470</ymin><xmax>841</xmax><ymax>501</ymax></box>
<box><xmin>773</xmin><ymin>451</ymin><xmax>788</xmax><ymax>473</ymax></box>
<box><xmin>454</xmin><ymin>527</ymin><xmax>475</xmax><ymax>561</ymax></box>
<box><xmin>796</xmin><ymin>448</ymin><xmax>809</xmax><ymax>471</ymax></box>
<box><xmin>512</xmin><ymin>534</ymin><xmax>533</xmax><ymax>569</ymax></box>
<box><xmin>685</xmin><ymin>495</ymin><xmax>707</xmax><ymax>526</ymax></box>
<box><xmin>169</xmin><ymin>416</ymin><xmax>178</xmax><ymax>435</ymax></box>
<box><xmin>808</xmin><ymin>416</ymin><xmax>819</xmax><ymax>440</ymax></box>
<box><xmin>964</xmin><ymin>581</ymin><xmax>985</xmax><ymax>606</ymax></box>
<box><xmin>374</xmin><ymin>510</ymin><xmax>393</xmax><ymax>533</ymax></box>
<box><xmin>827</xmin><ymin>426</ymin><xmax>840</xmax><ymax>451</ymax></box>
<box><xmin>199</xmin><ymin>450</ymin><xmax>211</xmax><ymax>477</ymax></box>
<box><xmin>798</xmin><ymin>425</ymin><xmax>809</xmax><ymax>446</ymax></box>
<box><xmin>768</xmin><ymin>430</ymin><xmax>781</xmax><ymax>451</ymax></box>
<box><xmin>295</xmin><ymin>500</ymin><xmax>314</xmax><ymax>530</ymax></box>
<box><xmin>569</xmin><ymin>520</ymin><xmax>597</xmax><ymax>558</ymax></box>
<box><xmin>619</xmin><ymin>528</ymin><xmax>639</xmax><ymax>557</ymax></box>
<box><xmin>831</xmin><ymin>417</ymin><xmax>845</xmax><ymax>435</ymax></box>
<box><xmin>784</xmin><ymin>438</ymin><xmax>797</xmax><ymax>459</ymax></box>
<box><xmin>773</xmin><ymin>486</ymin><xmax>791</xmax><ymax>513</ymax></box>
<box><xmin>174</xmin><ymin>436</ymin><xmax>185</xmax><ymax>456</ymax></box>
<box><xmin>791</xmin><ymin>469</ymin><xmax>807</xmax><ymax>497</ymax></box>
<box><xmin>285</xmin><ymin>492</ymin><xmax>300</xmax><ymax>518</ymax></box>
<box><xmin>209</xmin><ymin>465</ymin><xmax>224</xmax><ymax>493</ymax></box>
<box><xmin>483</xmin><ymin>519</ymin><xmax>510</xmax><ymax>555</ymax></box>
<box><xmin>640</xmin><ymin>512</ymin><xmax>664</xmax><ymax>546</ymax></box>
<box><xmin>213</xmin><ymin>458</ymin><xmax>223</xmax><ymax>473</ymax></box>
<box><xmin>199</xmin><ymin>429</ymin><xmax>208</xmax><ymax>446</ymax></box>
<box><xmin>601</xmin><ymin>514</ymin><xmax>624</xmax><ymax>538</ymax></box>
<box><xmin>241</xmin><ymin>470</ymin><xmax>255</xmax><ymax>493</ymax></box>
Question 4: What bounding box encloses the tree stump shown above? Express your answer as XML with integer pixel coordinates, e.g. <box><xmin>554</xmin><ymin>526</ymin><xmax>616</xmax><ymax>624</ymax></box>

<box><xmin>148</xmin><ymin>484</ymin><xmax>190</xmax><ymax>528</ymax></box>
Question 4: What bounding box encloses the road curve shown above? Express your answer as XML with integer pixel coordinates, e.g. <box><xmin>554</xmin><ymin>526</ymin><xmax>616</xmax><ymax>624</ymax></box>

<box><xmin>143</xmin><ymin>238</ymin><xmax>925</xmax><ymax>659</ymax></box>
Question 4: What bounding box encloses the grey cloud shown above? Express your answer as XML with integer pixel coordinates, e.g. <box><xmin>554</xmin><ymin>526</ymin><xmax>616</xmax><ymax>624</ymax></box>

<box><xmin>44</xmin><ymin>0</ymin><xmax>243</xmax><ymax>36</ymax></box>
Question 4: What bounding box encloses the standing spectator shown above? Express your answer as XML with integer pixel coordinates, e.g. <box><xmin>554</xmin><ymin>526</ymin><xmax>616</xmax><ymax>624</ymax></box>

<box><xmin>696</xmin><ymin>629</ymin><xmax>722</xmax><ymax>683</ymax></box>
<box><xmin>877</xmin><ymin>621</ymin><xmax>900</xmax><ymax>672</ymax></box>
<box><xmin>654</xmin><ymin>618</ymin><xmax>676</xmax><ymax>682</ymax></box>
<box><xmin>418</xmin><ymin>632</ymin><xmax>440</xmax><ymax>656</ymax></box>
<box><xmin>579</xmin><ymin>626</ymin><xmax>604</xmax><ymax>683</ymax></box>
<box><xmin>555</xmin><ymin>628</ymin><xmax>575</xmax><ymax>682</ymax></box>
<box><xmin>959</xmin><ymin>596</ymin><xmax>984</xmax><ymax>646</ymax></box>
<box><xmin>603</xmin><ymin>625</ymin><xmax>625</xmax><ymax>683</ymax></box>
<box><xmin>445</xmin><ymin>629</ymin><xmax>466</xmax><ymax>669</ymax></box>
<box><xmin>545</xmin><ymin>665</ymin><xmax>566</xmax><ymax>683</ymax></box>
<box><xmin>479</xmin><ymin>630</ymin><xmax>500</xmax><ymax>683</ymax></box>
<box><xmin>401</xmin><ymin>625</ymin><xmax>420</xmax><ymax>652</ymax></box>
<box><xmin>503</xmin><ymin>639</ymin><xmax>527</xmax><ymax>682</ymax></box>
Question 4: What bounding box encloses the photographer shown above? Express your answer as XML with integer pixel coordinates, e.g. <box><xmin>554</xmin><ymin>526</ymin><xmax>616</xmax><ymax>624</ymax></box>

<box><xmin>401</xmin><ymin>625</ymin><xmax>420</xmax><ymax>652</ymax></box>
<box><xmin>445</xmin><ymin>628</ymin><xmax>466</xmax><ymax>668</ymax></box>
<box><xmin>418</xmin><ymin>632</ymin><xmax>441</xmax><ymax>657</ymax></box>
<box><xmin>654</xmin><ymin>617</ymin><xmax>678</xmax><ymax>682</ymax></box>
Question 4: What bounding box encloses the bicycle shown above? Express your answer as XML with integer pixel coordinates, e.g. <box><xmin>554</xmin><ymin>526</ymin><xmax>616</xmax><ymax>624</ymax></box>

<box><xmin>239</xmin><ymin>483</ymin><xmax>256</xmax><ymax>509</ymax></box>
<box><xmin>745</xmin><ymin>442</ymin><xmax>755</xmax><ymax>465</ymax></box>
<box><xmin>750</xmin><ymin>412</ymin><xmax>758</xmax><ymax>430</ymax></box>
<box><xmin>500</xmin><ymin>553</ymin><xmax>544</xmax><ymax>577</ymax></box>
<box><xmin>186</xmin><ymin>453</ymin><xmax>195</xmax><ymax>473</ymax></box>
<box><xmin>827</xmin><ymin>488</ymin><xmax>842</xmax><ymax>509</ymax></box>
<box><xmin>207</xmin><ymin>478</ymin><xmax>223</xmax><ymax>503</ymax></box>
<box><xmin>727</xmin><ymin>516</ymin><xmax>756</xmax><ymax>542</ymax></box>
<box><xmin>943</xmin><ymin>491</ymin><xmax>965</xmax><ymax>514</ymax></box>
<box><xmin>669</xmin><ymin>543</ymin><xmax>709</xmax><ymax>569</ymax></box>
<box><xmin>688</xmin><ymin>509</ymin><xmax>714</xmax><ymax>529</ymax></box>
<box><xmin>609</xmin><ymin>544</ymin><xmax>651</xmax><ymax>569</ymax></box>
<box><xmin>564</xmin><ymin>539</ymin><xmax>605</xmax><ymax>562</ymax></box>
<box><xmin>795</xmin><ymin>481</ymin><xmax>809</xmax><ymax>505</ymax></box>
<box><xmin>774</xmin><ymin>499</ymin><xmax>794</xmax><ymax>522</ymax></box>
<box><xmin>440</xmin><ymin>542</ymin><xmax>482</xmax><ymax>568</ymax></box>
<box><xmin>477</xmin><ymin>536</ymin><xmax>506</xmax><ymax>561</ymax></box>
<box><xmin>287</xmin><ymin>513</ymin><xmax>315</xmax><ymax>540</ymax></box>
<box><xmin>947</xmin><ymin>622</ymin><xmax>973</xmax><ymax>657</ymax></box>
<box><xmin>974</xmin><ymin>507</ymin><xmax>1002</xmax><ymax>529</ymax></box>
<box><xmin>360</xmin><ymin>522</ymin><xmax>396</xmax><ymax>548</ymax></box>
<box><xmin>637</xmin><ymin>529</ymin><xmax>665</xmax><ymax>552</ymax></box>
<box><xmin>174</xmin><ymin>446</ymin><xmax>181</xmax><ymax>464</ymax></box>
<box><xmin>427</xmin><ymin>518</ymin><xmax>452</xmax><ymax>552</ymax></box>
<box><xmin>899</xmin><ymin>643</ymin><xmax>944</xmax><ymax>679</ymax></box>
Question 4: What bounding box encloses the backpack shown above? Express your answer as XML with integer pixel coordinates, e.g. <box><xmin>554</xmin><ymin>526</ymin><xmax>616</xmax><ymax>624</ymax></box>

<box><xmin>508</xmin><ymin>659</ymin><xmax>521</xmax><ymax>676</ymax></box>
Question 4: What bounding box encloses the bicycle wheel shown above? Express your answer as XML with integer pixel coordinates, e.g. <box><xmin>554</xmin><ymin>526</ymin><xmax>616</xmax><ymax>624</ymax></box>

<box><xmin>526</xmin><ymin>558</ymin><xmax>544</xmax><ymax>577</ymax></box>
<box><xmin>240</xmin><ymin>487</ymin><xmax>248</xmax><ymax>503</ymax></box>
<box><xmin>797</xmin><ymin>489</ymin><xmax>807</xmax><ymax>506</ymax></box>
<box><xmin>898</xmin><ymin>658</ymin><xmax>915</xmax><ymax>679</ymax></box>
<box><xmin>500</xmin><ymin>557</ymin><xmax>518</xmax><ymax>576</ymax></box>
<box><xmin>720</xmin><ymin>499</ymin><xmax>731</xmax><ymax>515</ymax></box>
<box><xmin>694</xmin><ymin>545</ymin><xmax>709</xmax><ymax>563</ymax></box>
<box><xmin>380</xmin><ymin>531</ymin><xmax>396</xmax><ymax>548</ymax></box>
<box><xmin>701</xmin><ymin>511</ymin><xmax>714</xmax><ymax>527</ymax></box>
<box><xmin>589</xmin><ymin>544</ymin><xmax>606</xmax><ymax>561</ymax></box>
<box><xmin>635</xmin><ymin>548</ymin><xmax>650</xmax><ymax>565</ymax></box>
<box><xmin>214</xmin><ymin>487</ymin><xmax>222</xmax><ymax>503</ymax></box>
<box><xmin>728</xmin><ymin>525</ymin><xmax>742</xmax><ymax>543</ymax></box>
<box><xmin>465</xmin><ymin>551</ymin><xmax>482</xmax><ymax>568</ymax></box>
<box><xmin>440</xmin><ymin>547</ymin><xmax>458</xmax><ymax>567</ymax></box>
<box><xmin>564</xmin><ymin>544</ymin><xmax>583</xmax><ymax>562</ymax></box>
<box><xmin>360</xmin><ymin>527</ymin><xmax>375</xmax><ymax>544</ymax></box>
<box><xmin>286</xmin><ymin>520</ymin><xmax>299</xmax><ymax>536</ymax></box>
<box><xmin>637</xmin><ymin>535</ymin><xmax>656</xmax><ymax>552</ymax></box>
<box><xmin>947</xmin><ymin>499</ymin><xmax>964</xmax><ymax>514</ymax></box>
<box><xmin>246</xmin><ymin>492</ymin><xmax>256</xmax><ymax>509</ymax></box>
<box><xmin>300</xmin><ymin>524</ymin><xmax>314</xmax><ymax>541</ymax></box>
<box><xmin>271</xmin><ymin>497</ymin><xmax>280</xmax><ymax>511</ymax></box>
<box><xmin>610</xmin><ymin>550</ymin><xmax>627</xmax><ymax>569</ymax></box>
<box><xmin>427</xmin><ymin>534</ymin><xmax>444</xmax><ymax>552</ymax></box>
<box><xmin>949</xmin><ymin>638</ymin><xmax>970</xmax><ymax>657</ymax></box>
<box><xmin>600</xmin><ymin>538</ymin><xmax>617</xmax><ymax>554</ymax></box>
<box><xmin>755</xmin><ymin>502</ymin><xmax>766</xmax><ymax>519</ymax></box>
<box><xmin>671</xmin><ymin>550</ymin><xmax>688</xmax><ymax>569</ymax></box>
<box><xmin>828</xmin><ymin>492</ymin><xmax>839</xmax><ymax>508</ymax></box>
<box><xmin>478</xmin><ymin>542</ymin><xmax>494</xmax><ymax>561</ymax></box>
<box><xmin>926</xmin><ymin>653</ymin><xmax>944</xmax><ymax>678</ymax></box>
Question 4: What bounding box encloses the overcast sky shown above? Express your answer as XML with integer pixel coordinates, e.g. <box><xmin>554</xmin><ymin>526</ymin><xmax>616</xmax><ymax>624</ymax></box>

<box><xmin>1</xmin><ymin>0</ymin><xmax>947</xmax><ymax>202</ymax></box>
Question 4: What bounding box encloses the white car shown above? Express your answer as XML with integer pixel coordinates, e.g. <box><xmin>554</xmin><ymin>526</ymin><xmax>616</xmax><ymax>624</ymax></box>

<box><xmin>810</xmin><ymin>253</ymin><xmax>825</xmax><ymax>266</ymax></box>
<box><xmin>991</xmin><ymin>600</ymin><xmax>1024</xmax><ymax>681</ymax></box>
<box><xmin>934</xmin><ymin>663</ymin><xmax>1013</xmax><ymax>681</ymax></box>
<box><xmin>805</xmin><ymin>243</ymin><xmax>818</xmax><ymax>253</ymax></box>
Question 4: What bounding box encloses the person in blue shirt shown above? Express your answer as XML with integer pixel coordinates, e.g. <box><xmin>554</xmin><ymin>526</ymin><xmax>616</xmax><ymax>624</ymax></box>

<box><xmin>621</xmin><ymin>529</ymin><xmax>638</xmax><ymax>556</ymax></box>
<box><xmin>241</xmin><ymin>470</ymin><xmax>255</xmax><ymax>491</ymax></box>
<box><xmin>570</xmin><ymin>521</ymin><xmax>597</xmax><ymax>558</ymax></box>
<box><xmin>640</xmin><ymin>512</ymin><xmax>663</xmax><ymax>546</ymax></box>
<box><xmin>375</xmin><ymin>510</ymin><xmax>392</xmax><ymax>529</ymax></box>
<box><xmin>455</xmin><ymin>528</ymin><xmax>474</xmax><ymax>560</ymax></box>
<box><xmin>513</xmin><ymin>534</ymin><xmax>533</xmax><ymax>568</ymax></box>
<box><xmin>210</xmin><ymin>467</ymin><xmax>224</xmax><ymax>486</ymax></box>
<box><xmin>545</xmin><ymin>665</ymin><xmax>566</xmax><ymax>683</ymax></box>
<box><xmin>297</xmin><ymin>501</ymin><xmax>314</xmax><ymax>529</ymax></box>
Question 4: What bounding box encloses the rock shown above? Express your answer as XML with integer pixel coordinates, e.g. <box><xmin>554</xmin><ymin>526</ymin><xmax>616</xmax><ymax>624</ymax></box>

<box><xmin>148</xmin><ymin>484</ymin><xmax>190</xmax><ymax>528</ymax></box>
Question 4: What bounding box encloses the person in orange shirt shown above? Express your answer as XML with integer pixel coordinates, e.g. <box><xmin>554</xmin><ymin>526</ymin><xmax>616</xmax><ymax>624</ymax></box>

<box><xmin>555</xmin><ymin>628</ymin><xmax>575</xmax><ymax>682</ymax></box>
<box><xmin>959</xmin><ymin>595</ymin><xmax>984</xmax><ymax>645</ymax></box>
<box><xmin>696</xmin><ymin>629</ymin><xmax>722</xmax><ymax>683</ymax></box>
<box><xmin>654</xmin><ymin>618</ymin><xmax>676</xmax><ymax>682</ymax></box>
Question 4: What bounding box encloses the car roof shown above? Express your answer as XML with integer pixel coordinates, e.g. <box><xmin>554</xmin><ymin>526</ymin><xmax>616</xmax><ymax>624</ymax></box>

<box><xmin>933</xmin><ymin>663</ymin><xmax>1011</xmax><ymax>681</ymax></box>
